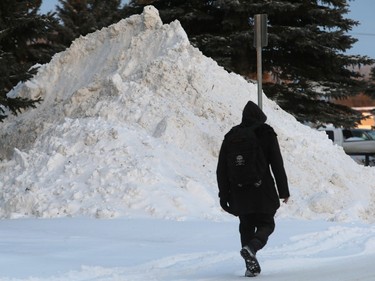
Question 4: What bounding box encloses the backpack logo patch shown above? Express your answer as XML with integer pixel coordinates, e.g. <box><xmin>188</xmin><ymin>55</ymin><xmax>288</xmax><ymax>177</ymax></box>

<box><xmin>235</xmin><ymin>155</ymin><xmax>245</xmax><ymax>166</ymax></box>
<box><xmin>225</xmin><ymin>126</ymin><xmax>267</xmax><ymax>188</ymax></box>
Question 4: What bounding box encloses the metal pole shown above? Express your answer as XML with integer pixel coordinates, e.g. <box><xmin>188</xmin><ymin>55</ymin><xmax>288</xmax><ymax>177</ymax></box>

<box><xmin>256</xmin><ymin>44</ymin><xmax>262</xmax><ymax>110</ymax></box>
<box><xmin>255</xmin><ymin>15</ymin><xmax>263</xmax><ymax>110</ymax></box>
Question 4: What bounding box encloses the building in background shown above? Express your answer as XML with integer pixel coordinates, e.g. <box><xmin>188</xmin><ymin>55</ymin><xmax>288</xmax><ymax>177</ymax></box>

<box><xmin>333</xmin><ymin>65</ymin><xmax>375</xmax><ymax>129</ymax></box>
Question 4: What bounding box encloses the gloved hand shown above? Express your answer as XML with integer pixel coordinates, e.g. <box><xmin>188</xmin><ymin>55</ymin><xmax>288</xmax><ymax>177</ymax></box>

<box><xmin>220</xmin><ymin>198</ymin><xmax>234</xmax><ymax>215</ymax></box>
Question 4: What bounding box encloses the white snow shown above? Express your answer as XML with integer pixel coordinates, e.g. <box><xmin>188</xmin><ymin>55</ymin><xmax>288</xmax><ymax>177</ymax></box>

<box><xmin>0</xmin><ymin>6</ymin><xmax>374</xmax><ymax>281</ymax></box>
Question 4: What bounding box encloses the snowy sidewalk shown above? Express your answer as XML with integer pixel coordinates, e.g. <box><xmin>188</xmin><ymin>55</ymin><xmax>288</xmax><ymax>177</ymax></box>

<box><xmin>0</xmin><ymin>218</ymin><xmax>374</xmax><ymax>281</ymax></box>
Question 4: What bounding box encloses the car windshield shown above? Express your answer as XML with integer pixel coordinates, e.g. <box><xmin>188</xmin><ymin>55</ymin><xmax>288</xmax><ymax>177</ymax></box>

<box><xmin>365</xmin><ymin>130</ymin><xmax>375</xmax><ymax>140</ymax></box>
<box><xmin>349</xmin><ymin>129</ymin><xmax>374</xmax><ymax>140</ymax></box>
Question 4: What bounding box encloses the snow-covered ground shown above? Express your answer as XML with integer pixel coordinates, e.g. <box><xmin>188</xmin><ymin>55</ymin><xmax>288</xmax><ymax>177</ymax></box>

<box><xmin>1</xmin><ymin>218</ymin><xmax>374</xmax><ymax>280</ymax></box>
<box><xmin>0</xmin><ymin>6</ymin><xmax>374</xmax><ymax>280</ymax></box>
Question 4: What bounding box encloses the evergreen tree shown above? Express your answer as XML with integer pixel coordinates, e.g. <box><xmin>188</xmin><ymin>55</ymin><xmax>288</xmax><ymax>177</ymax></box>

<box><xmin>123</xmin><ymin>0</ymin><xmax>375</xmax><ymax>128</ymax></box>
<box><xmin>56</xmin><ymin>0</ymin><xmax>95</xmax><ymax>46</ymax></box>
<box><xmin>0</xmin><ymin>0</ymin><xmax>60</xmax><ymax>121</ymax></box>
<box><xmin>90</xmin><ymin>0</ymin><xmax>123</xmax><ymax>28</ymax></box>
<box><xmin>56</xmin><ymin>0</ymin><xmax>122</xmax><ymax>47</ymax></box>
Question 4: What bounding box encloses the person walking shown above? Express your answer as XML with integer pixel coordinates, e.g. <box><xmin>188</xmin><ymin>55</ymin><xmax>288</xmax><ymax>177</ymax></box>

<box><xmin>216</xmin><ymin>101</ymin><xmax>290</xmax><ymax>277</ymax></box>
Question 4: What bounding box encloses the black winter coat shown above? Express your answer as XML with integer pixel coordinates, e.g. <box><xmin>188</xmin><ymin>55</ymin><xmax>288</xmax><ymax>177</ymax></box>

<box><xmin>216</xmin><ymin>101</ymin><xmax>290</xmax><ymax>216</ymax></box>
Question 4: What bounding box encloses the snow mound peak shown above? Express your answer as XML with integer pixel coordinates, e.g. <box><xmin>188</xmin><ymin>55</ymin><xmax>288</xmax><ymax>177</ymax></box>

<box><xmin>0</xmin><ymin>6</ymin><xmax>374</xmax><ymax>222</ymax></box>
<box><xmin>141</xmin><ymin>5</ymin><xmax>163</xmax><ymax>29</ymax></box>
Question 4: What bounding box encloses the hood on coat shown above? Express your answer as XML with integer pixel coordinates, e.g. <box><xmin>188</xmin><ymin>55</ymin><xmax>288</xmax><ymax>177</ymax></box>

<box><xmin>241</xmin><ymin>101</ymin><xmax>267</xmax><ymax>126</ymax></box>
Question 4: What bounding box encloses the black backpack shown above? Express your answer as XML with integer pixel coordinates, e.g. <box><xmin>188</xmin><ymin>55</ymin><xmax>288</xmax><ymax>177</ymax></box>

<box><xmin>225</xmin><ymin>125</ymin><xmax>267</xmax><ymax>188</ymax></box>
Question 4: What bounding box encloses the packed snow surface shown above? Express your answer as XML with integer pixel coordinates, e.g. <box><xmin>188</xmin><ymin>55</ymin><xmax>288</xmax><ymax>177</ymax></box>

<box><xmin>0</xmin><ymin>6</ymin><xmax>374</xmax><ymax>281</ymax></box>
<box><xmin>0</xmin><ymin>218</ymin><xmax>374</xmax><ymax>281</ymax></box>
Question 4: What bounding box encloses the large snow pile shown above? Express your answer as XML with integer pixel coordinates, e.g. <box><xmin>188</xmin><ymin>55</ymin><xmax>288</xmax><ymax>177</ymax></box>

<box><xmin>0</xmin><ymin>6</ymin><xmax>374</xmax><ymax>222</ymax></box>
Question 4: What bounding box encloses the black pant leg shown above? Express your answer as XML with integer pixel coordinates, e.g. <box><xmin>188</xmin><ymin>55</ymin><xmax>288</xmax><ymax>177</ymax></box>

<box><xmin>239</xmin><ymin>213</ymin><xmax>275</xmax><ymax>251</ymax></box>
<box><xmin>252</xmin><ymin>213</ymin><xmax>275</xmax><ymax>251</ymax></box>
<box><xmin>239</xmin><ymin>214</ymin><xmax>256</xmax><ymax>247</ymax></box>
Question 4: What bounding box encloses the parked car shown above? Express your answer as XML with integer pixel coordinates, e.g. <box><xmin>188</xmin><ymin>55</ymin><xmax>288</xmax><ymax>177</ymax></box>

<box><xmin>319</xmin><ymin>127</ymin><xmax>375</xmax><ymax>166</ymax></box>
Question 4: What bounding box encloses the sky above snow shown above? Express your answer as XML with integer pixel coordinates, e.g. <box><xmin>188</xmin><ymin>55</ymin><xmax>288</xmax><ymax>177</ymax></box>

<box><xmin>0</xmin><ymin>5</ymin><xmax>374</xmax><ymax>281</ymax></box>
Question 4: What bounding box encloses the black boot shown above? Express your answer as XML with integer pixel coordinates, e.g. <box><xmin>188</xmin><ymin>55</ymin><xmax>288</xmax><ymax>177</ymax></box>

<box><xmin>240</xmin><ymin>245</ymin><xmax>261</xmax><ymax>277</ymax></box>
